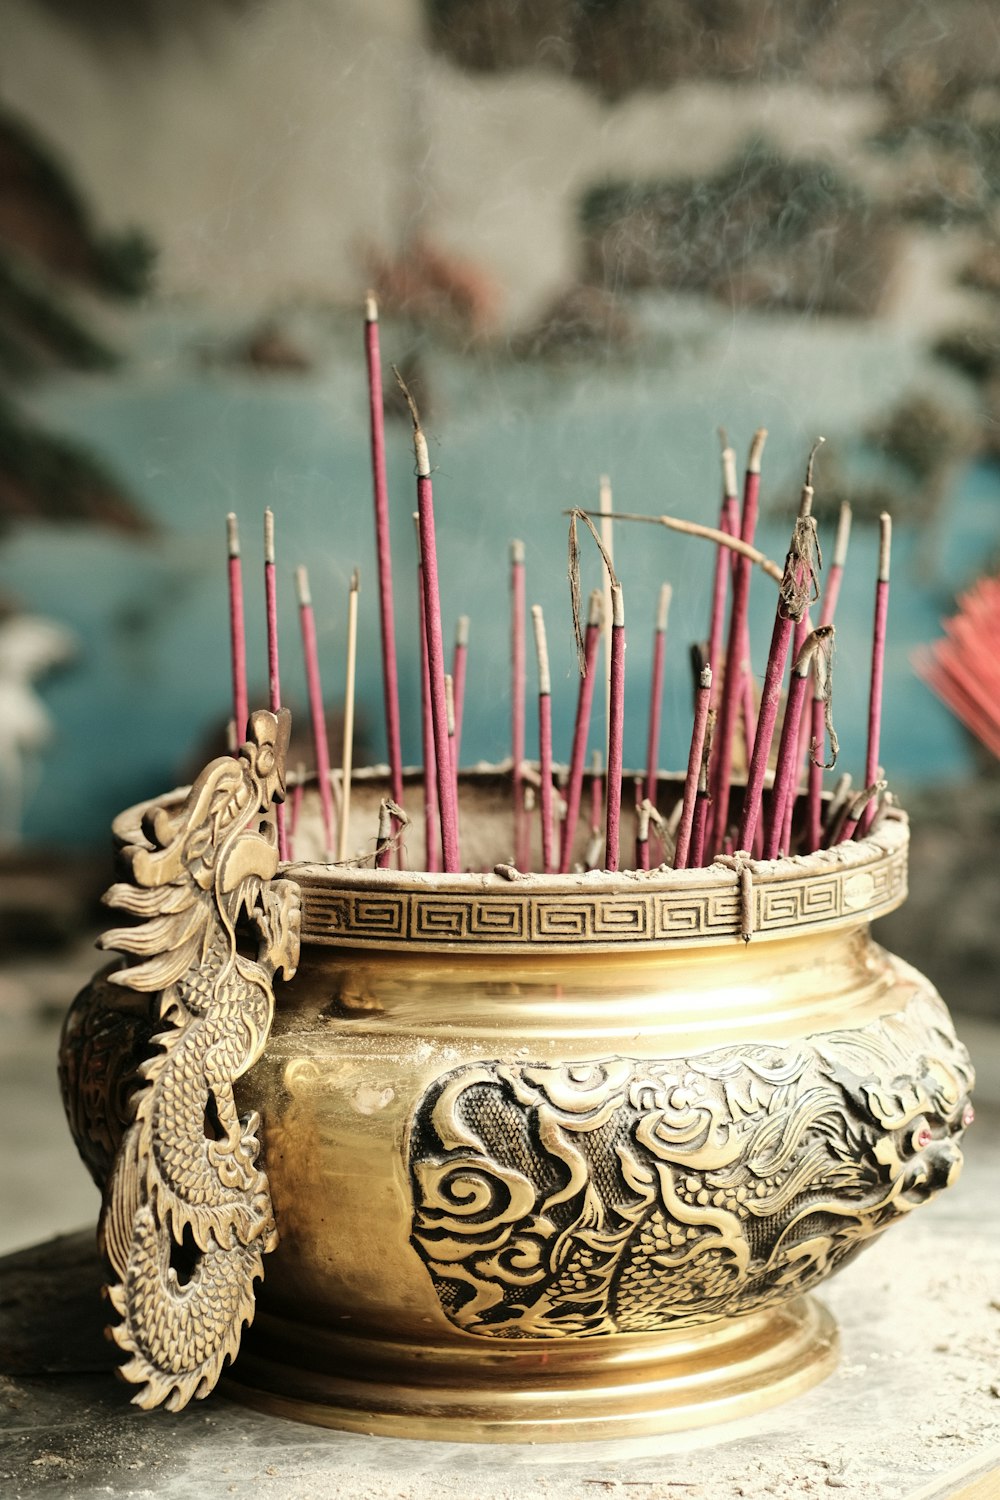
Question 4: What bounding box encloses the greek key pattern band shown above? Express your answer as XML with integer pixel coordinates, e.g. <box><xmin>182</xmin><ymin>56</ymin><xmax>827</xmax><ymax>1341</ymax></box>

<box><xmin>294</xmin><ymin>843</ymin><xmax>907</xmax><ymax>951</ymax></box>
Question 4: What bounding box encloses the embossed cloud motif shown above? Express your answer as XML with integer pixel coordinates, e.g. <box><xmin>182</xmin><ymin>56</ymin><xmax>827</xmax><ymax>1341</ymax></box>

<box><xmin>68</xmin><ymin>710</ymin><xmax>300</xmax><ymax>1412</ymax></box>
<box><xmin>407</xmin><ymin>989</ymin><xmax>973</xmax><ymax>1339</ymax></box>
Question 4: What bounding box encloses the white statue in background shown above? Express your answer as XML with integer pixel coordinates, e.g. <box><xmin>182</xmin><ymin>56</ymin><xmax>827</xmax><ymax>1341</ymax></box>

<box><xmin>0</xmin><ymin>612</ymin><xmax>76</xmax><ymax>845</ymax></box>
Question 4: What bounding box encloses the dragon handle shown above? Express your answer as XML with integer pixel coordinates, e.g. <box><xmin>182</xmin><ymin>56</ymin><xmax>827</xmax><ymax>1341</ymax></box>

<box><xmin>60</xmin><ymin>709</ymin><xmax>300</xmax><ymax>1412</ymax></box>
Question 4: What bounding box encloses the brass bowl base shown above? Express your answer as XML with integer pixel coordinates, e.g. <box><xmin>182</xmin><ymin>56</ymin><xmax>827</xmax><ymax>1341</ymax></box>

<box><xmin>226</xmin><ymin>1296</ymin><xmax>838</xmax><ymax>1443</ymax></box>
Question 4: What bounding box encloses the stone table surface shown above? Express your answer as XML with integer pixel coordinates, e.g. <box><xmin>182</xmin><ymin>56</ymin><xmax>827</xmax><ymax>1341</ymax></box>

<box><xmin>2</xmin><ymin>1111</ymin><xmax>998</xmax><ymax>1500</ymax></box>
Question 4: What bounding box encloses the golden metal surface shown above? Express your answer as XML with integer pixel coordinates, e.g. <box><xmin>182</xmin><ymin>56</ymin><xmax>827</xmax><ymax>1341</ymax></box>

<box><xmin>62</xmin><ymin>774</ymin><xmax>974</xmax><ymax>1440</ymax></box>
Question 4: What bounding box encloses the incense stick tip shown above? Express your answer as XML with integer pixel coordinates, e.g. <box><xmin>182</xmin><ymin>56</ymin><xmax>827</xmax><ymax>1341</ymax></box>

<box><xmin>531</xmin><ymin>603</ymin><xmax>551</xmax><ymax>695</ymax></box>
<box><xmin>587</xmin><ymin>588</ymin><xmax>603</xmax><ymax>628</ymax></box>
<box><xmin>656</xmin><ymin>581</ymin><xmax>672</xmax><ymax>633</ymax></box>
<box><xmin>721</xmin><ymin>445</ymin><xmax>738</xmax><ymax>499</ymax></box>
<box><xmin>350</xmin><ymin>567</ymin><xmax>360</xmax><ymax>594</ymax></box>
<box><xmin>456</xmin><ymin>614</ymin><xmax>470</xmax><ymax>647</ymax></box>
<box><xmin>748</xmin><ymin>428</ymin><xmax>768</xmax><ymax>473</ymax></box>
<box><xmin>226</xmin><ymin>512</ymin><xmax>240</xmax><ymax>558</ymax></box>
<box><xmin>365</xmin><ymin>289</ymin><xmax>379</xmax><ymax>323</ymax></box>
<box><xmin>878</xmin><ymin>512</ymin><xmax>892</xmax><ymax>582</ymax></box>
<box><xmin>263</xmin><ymin>508</ymin><xmax>275</xmax><ymax>564</ymax></box>
<box><xmin>833</xmin><ymin>501</ymin><xmax>853</xmax><ymax>567</ymax></box>
<box><xmin>611</xmin><ymin>580</ymin><xmax>625</xmax><ymax>628</ymax></box>
<box><xmin>510</xmin><ymin>538</ymin><xmax>525</xmax><ymax>565</ymax></box>
<box><xmin>700</xmin><ymin>663</ymin><xmax>712</xmax><ymax>690</ymax></box>
<box><xmin>414</xmin><ymin>428</ymin><xmax>430</xmax><ymax>478</ymax></box>
<box><xmin>295</xmin><ymin>565</ymin><xmax>311</xmax><ymax>606</ymax></box>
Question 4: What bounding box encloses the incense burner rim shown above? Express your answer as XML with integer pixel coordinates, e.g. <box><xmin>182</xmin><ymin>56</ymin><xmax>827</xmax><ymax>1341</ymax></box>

<box><xmin>110</xmin><ymin>785</ymin><xmax>908</xmax><ymax>952</ymax></box>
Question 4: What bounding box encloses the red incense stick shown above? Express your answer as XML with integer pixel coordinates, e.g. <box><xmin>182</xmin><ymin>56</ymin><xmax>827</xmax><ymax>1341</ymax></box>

<box><xmin>736</xmin><ymin>464</ymin><xmax>818</xmax><ymax>855</ymax></box>
<box><xmin>605</xmin><ymin>582</ymin><xmax>626</xmax><ymax>872</ymax></box>
<box><xmin>860</xmin><ymin>514</ymin><xmax>892</xmax><ymax>838</ymax></box>
<box><xmin>414</xmin><ymin>518</ymin><xmax>439</xmax><ymax>874</ymax></box>
<box><xmin>400</xmin><ymin>384</ymin><xmax>460</xmax><ymax>873</ymax></box>
<box><xmin>445</xmin><ymin>671</ymin><xmax>457</xmax><ymax>815</ymax></box>
<box><xmin>559</xmin><ymin>590</ymin><xmax>603</xmax><ymax>873</ymax></box>
<box><xmin>707</xmin><ymin>444</ymin><xmax>737</xmax><ymax>701</ymax></box>
<box><xmin>710</xmin><ymin>428</ymin><xmax>767</xmax><ymax>856</ymax></box>
<box><xmin>531</xmin><ymin>604</ymin><xmax>555</xmax><ymax>874</ymax></box>
<box><xmin>364</xmin><ymin>295</ymin><xmax>405</xmax><ymax>823</ymax></box>
<box><xmin>511</xmin><ymin>539</ymin><xmax>528</xmax><ymax>869</ymax></box>
<box><xmin>645</xmin><ymin>582</ymin><xmax>672</xmax><ymax>811</ymax></box>
<box><xmin>263</xmin><ymin>508</ymin><xmax>289</xmax><ymax>862</ymax></box>
<box><xmin>764</xmin><ymin>627</ymin><xmax>832</xmax><ymax>859</ymax></box>
<box><xmin>674</xmin><ymin>665</ymin><xmax>713</xmax><ymax>870</ymax></box>
<box><xmin>452</xmin><ymin>615</ymin><xmax>469</xmax><ymax>772</ymax></box>
<box><xmin>295</xmin><ymin>565</ymin><xmax>336</xmax><ymax>856</ymax></box>
<box><xmin>338</xmin><ymin>569</ymin><xmax>360</xmax><ymax>863</ymax></box>
<box><xmin>226</xmin><ymin>514</ymin><xmax>249</xmax><ymax>749</ymax></box>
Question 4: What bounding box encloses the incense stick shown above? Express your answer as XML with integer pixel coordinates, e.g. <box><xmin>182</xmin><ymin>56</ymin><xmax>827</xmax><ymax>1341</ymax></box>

<box><xmin>226</xmin><ymin>514</ymin><xmax>249</xmax><ymax>749</ymax></box>
<box><xmin>531</xmin><ymin>604</ymin><xmax>554</xmax><ymax>874</ymax></box>
<box><xmin>263</xmin><ymin>508</ymin><xmax>289</xmax><ymax>862</ymax></box>
<box><xmin>636</xmin><ymin>799</ymin><xmax>651</xmax><ymax>871</ymax></box>
<box><xmin>736</xmin><ymin>453</ymin><xmax>819</xmax><ymax>855</ymax></box>
<box><xmin>645</xmin><ymin>582</ymin><xmax>672</xmax><ymax>811</ymax></box>
<box><xmin>445</xmin><ymin>671</ymin><xmax>457</xmax><ymax>818</ymax></box>
<box><xmin>833</xmin><ymin>780</ymin><xmax>886</xmax><ymax>845</ymax></box>
<box><xmin>337</xmin><ymin>569</ymin><xmax>359</xmax><ymax>863</ymax></box>
<box><xmin>397</xmin><ymin>371</ymin><xmax>460</xmax><ymax>872</ymax></box>
<box><xmin>452</xmin><ymin>615</ymin><xmax>469</xmax><ymax>772</ymax></box>
<box><xmin>711</xmin><ymin>428</ymin><xmax>767</xmax><ymax>856</ymax></box>
<box><xmin>511</xmin><ymin>539</ymin><xmax>528</xmax><ymax>870</ymax></box>
<box><xmin>605</xmin><ymin>582</ymin><xmax>626</xmax><ymax>872</ymax></box>
<box><xmin>707</xmin><ymin>444</ymin><xmax>738</xmax><ymax>704</ymax></box>
<box><xmin>860</xmin><ymin>514</ymin><xmax>892</xmax><ymax>837</ymax></box>
<box><xmin>415</xmin><ymin>518</ymin><xmax>439</xmax><ymax>874</ymax></box>
<box><xmin>764</xmin><ymin>627</ymin><xmax>833</xmax><ymax>859</ymax></box>
<box><xmin>559</xmin><ymin>590</ymin><xmax>603</xmax><ymax>873</ymax></box>
<box><xmin>674</xmin><ymin>665</ymin><xmax>713</xmax><ymax>870</ymax></box>
<box><xmin>599</xmin><ymin>474</ymin><xmax>614</xmax><ymax>760</ymax></box>
<box><xmin>802</xmin><ymin>504</ymin><xmax>851</xmax><ymax>852</ymax></box>
<box><xmin>296</xmin><ymin>565</ymin><xmax>336</xmax><ymax>857</ymax></box>
<box><xmin>364</xmin><ymin>294</ymin><xmax>405</xmax><ymax>824</ymax></box>
<box><xmin>688</xmin><ymin>707</ymin><xmax>716</xmax><ymax>869</ymax></box>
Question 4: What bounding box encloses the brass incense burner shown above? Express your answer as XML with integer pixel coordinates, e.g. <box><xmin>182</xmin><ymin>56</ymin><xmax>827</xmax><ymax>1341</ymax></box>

<box><xmin>60</xmin><ymin>740</ymin><xmax>974</xmax><ymax>1442</ymax></box>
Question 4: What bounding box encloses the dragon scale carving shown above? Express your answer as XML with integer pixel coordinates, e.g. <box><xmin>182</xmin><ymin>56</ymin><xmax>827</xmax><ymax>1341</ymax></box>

<box><xmin>407</xmin><ymin>987</ymin><xmax>974</xmax><ymax>1339</ymax></box>
<box><xmin>76</xmin><ymin>709</ymin><xmax>300</xmax><ymax>1411</ymax></box>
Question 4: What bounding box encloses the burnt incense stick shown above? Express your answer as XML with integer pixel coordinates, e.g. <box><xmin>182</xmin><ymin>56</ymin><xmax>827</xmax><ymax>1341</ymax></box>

<box><xmin>636</xmin><ymin>799</ymin><xmax>652</xmax><ymax>872</ymax></box>
<box><xmin>511</xmin><ymin>539</ymin><xmax>528</xmax><ymax>870</ymax></box>
<box><xmin>375</xmin><ymin>798</ymin><xmax>408</xmax><ymax>869</ymax></box>
<box><xmin>688</xmin><ymin>707</ymin><xmax>716</xmax><ymax>870</ymax></box>
<box><xmin>569</xmin><ymin>508</ymin><xmax>783</xmax><ymax>583</ymax></box>
<box><xmin>674</xmin><ymin>664</ymin><xmax>713</xmax><ymax>870</ymax></box>
<box><xmin>296</xmin><ymin>566</ymin><xmax>336</xmax><ymax>857</ymax></box>
<box><xmin>764</xmin><ymin>626</ymin><xmax>833</xmax><ymax>859</ymax></box>
<box><xmin>226</xmin><ymin>514</ymin><xmax>249</xmax><ymax>749</ymax></box>
<box><xmin>711</xmin><ymin>428</ymin><xmax>768</xmax><ymax>856</ymax></box>
<box><xmin>824</xmin><ymin>772</ymin><xmax>853</xmax><ymax>839</ymax></box>
<box><xmin>833</xmin><ymin>780</ymin><xmax>886</xmax><ymax>845</ymax></box>
<box><xmin>606</xmin><ymin>581</ymin><xmax>626</xmax><ymax>872</ymax></box>
<box><xmin>531</xmin><ymin>604</ymin><xmax>555</xmax><ymax>874</ymax></box>
<box><xmin>414</xmin><ymin>516</ymin><xmax>439</xmax><ymax>874</ymax></box>
<box><xmin>736</xmin><ymin>448</ymin><xmax>820</xmax><ymax>855</ymax></box>
<box><xmin>559</xmin><ymin>590</ymin><xmax>603</xmax><ymax>874</ymax></box>
<box><xmin>860</xmin><ymin>514</ymin><xmax>892</xmax><ymax>838</ymax></box>
<box><xmin>338</xmin><ymin>568</ymin><xmax>360</xmax><ymax>864</ymax></box>
<box><xmin>263</xmin><ymin>508</ymin><xmax>289</xmax><ymax>862</ymax></box>
<box><xmin>645</xmin><ymin>582</ymin><xmax>672</xmax><ymax>810</ymax></box>
<box><xmin>452</xmin><ymin>615</ymin><xmax>469</xmax><ymax>772</ymax></box>
<box><xmin>396</xmin><ymin>369</ymin><xmax>460</xmax><ymax>872</ymax></box>
<box><xmin>800</xmin><ymin>504</ymin><xmax>851</xmax><ymax>853</ymax></box>
<box><xmin>364</xmin><ymin>294</ymin><xmax>405</xmax><ymax>824</ymax></box>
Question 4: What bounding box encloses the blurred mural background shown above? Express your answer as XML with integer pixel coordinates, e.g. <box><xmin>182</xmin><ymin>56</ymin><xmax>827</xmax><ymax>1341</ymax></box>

<box><xmin>3</xmin><ymin>0</ymin><xmax>1000</xmax><ymax>1043</ymax></box>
